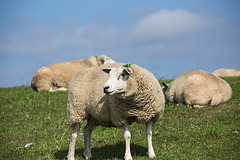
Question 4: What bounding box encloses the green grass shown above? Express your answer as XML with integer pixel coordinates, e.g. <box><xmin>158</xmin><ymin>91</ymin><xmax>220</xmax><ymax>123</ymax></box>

<box><xmin>0</xmin><ymin>77</ymin><xmax>239</xmax><ymax>160</ymax></box>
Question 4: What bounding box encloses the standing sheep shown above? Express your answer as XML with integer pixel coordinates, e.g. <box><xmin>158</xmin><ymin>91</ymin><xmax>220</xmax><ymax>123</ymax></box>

<box><xmin>162</xmin><ymin>70</ymin><xmax>232</xmax><ymax>108</ymax></box>
<box><xmin>31</xmin><ymin>55</ymin><xmax>116</xmax><ymax>92</ymax></box>
<box><xmin>213</xmin><ymin>68</ymin><xmax>240</xmax><ymax>77</ymax></box>
<box><xmin>67</xmin><ymin>63</ymin><xmax>165</xmax><ymax>160</ymax></box>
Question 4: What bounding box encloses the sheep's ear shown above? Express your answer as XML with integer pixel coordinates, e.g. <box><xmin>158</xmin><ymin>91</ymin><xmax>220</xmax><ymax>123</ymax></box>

<box><xmin>102</xmin><ymin>68</ymin><xmax>111</xmax><ymax>74</ymax></box>
<box><xmin>123</xmin><ymin>67</ymin><xmax>132</xmax><ymax>75</ymax></box>
<box><xmin>162</xmin><ymin>82</ymin><xmax>169</xmax><ymax>88</ymax></box>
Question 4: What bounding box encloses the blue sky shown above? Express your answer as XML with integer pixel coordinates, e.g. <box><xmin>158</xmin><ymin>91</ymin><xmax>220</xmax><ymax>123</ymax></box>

<box><xmin>0</xmin><ymin>0</ymin><xmax>240</xmax><ymax>87</ymax></box>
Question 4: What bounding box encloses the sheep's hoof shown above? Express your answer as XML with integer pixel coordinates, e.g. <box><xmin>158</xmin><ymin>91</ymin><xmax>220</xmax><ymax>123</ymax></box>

<box><xmin>83</xmin><ymin>153</ymin><xmax>93</xmax><ymax>159</ymax></box>
<box><xmin>148</xmin><ymin>152</ymin><xmax>156</xmax><ymax>158</ymax></box>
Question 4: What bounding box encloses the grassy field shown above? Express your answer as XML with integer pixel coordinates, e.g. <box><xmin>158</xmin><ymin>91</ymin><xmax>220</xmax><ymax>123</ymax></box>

<box><xmin>0</xmin><ymin>77</ymin><xmax>239</xmax><ymax>160</ymax></box>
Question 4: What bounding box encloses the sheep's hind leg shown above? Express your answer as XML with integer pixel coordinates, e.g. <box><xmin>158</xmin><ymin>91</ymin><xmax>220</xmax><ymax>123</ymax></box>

<box><xmin>192</xmin><ymin>104</ymin><xmax>205</xmax><ymax>109</ymax></box>
<box><xmin>67</xmin><ymin>125</ymin><xmax>80</xmax><ymax>160</ymax></box>
<box><xmin>83</xmin><ymin>119</ymin><xmax>96</xmax><ymax>159</ymax></box>
<box><xmin>56</xmin><ymin>87</ymin><xmax>68</xmax><ymax>91</ymax></box>
<box><xmin>146</xmin><ymin>122</ymin><xmax>155</xmax><ymax>158</ymax></box>
<box><xmin>49</xmin><ymin>87</ymin><xmax>68</xmax><ymax>92</ymax></box>
<box><xmin>123</xmin><ymin>125</ymin><xmax>132</xmax><ymax>160</ymax></box>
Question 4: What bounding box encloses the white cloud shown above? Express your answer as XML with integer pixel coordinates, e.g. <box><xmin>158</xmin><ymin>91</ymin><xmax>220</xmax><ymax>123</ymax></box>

<box><xmin>0</xmin><ymin>9</ymin><xmax>223</xmax><ymax>61</ymax></box>
<box><xmin>131</xmin><ymin>9</ymin><xmax>222</xmax><ymax>42</ymax></box>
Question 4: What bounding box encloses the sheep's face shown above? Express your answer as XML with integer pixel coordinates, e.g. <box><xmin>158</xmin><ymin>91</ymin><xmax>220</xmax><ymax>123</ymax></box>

<box><xmin>102</xmin><ymin>67</ymin><xmax>132</xmax><ymax>95</ymax></box>
<box><xmin>162</xmin><ymin>82</ymin><xmax>170</xmax><ymax>102</ymax></box>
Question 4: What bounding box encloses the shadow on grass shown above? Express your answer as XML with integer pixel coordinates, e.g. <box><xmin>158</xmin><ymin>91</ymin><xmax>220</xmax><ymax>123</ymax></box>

<box><xmin>54</xmin><ymin>142</ymin><xmax>147</xmax><ymax>159</ymax></box>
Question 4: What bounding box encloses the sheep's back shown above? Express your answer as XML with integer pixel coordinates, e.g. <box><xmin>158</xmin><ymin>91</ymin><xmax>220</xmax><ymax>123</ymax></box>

<box><xmin>169</xmin><ymin>70</ymin><xmax>204</xmax><ymax>103</ymax></box>
<box><xmin>213</xmin><ymin>68</ymin><xmax>240</xmax><ymax>77</ymax></box>
<box><xmin>181</xmin><ymin>70</ymin><xmax>232</xmax><ymax>106</ymax></box>
<box><xmin>50</xmin><ymin>60</ymin><xmax>94</xmax><ymax>86</ymax></box>
<box><xmin>31</xmin><ymin>67</ymin><xmax>52</xmax><ymax>91</ymax></box>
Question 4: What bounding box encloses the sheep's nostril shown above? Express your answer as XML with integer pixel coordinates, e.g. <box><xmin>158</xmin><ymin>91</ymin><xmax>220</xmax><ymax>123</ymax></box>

<box><xmin>103</xmin><ymin>86</ymin><xmax>109</xmax><ymax>93</ymax></box>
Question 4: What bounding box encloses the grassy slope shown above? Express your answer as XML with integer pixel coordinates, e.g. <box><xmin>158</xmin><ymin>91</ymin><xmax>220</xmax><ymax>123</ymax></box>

<box><xmin>0</xmin><ymin>77</ymin><xmax>239</xmax><ymax>160</ymax></box>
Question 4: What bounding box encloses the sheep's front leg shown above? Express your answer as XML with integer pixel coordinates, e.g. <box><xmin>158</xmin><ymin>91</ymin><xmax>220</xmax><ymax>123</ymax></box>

<box><xmin>83</xmin><ymin>119</ymin><xmax>96</xmax><ymax>159</ymax></box>
<box><xmin>146</xmin><ymin>122</ymin><xmax>155</xmax><ymax>158</ymax></box>
<box><xmin>123</xmin><ymin>125</ymin><xmax>132</xmax><ymax>160</ymax></box>
<box><xmin>68</xmin><ymin>125</ymin><xmax>80</xmax><ymax>160</ymax></box>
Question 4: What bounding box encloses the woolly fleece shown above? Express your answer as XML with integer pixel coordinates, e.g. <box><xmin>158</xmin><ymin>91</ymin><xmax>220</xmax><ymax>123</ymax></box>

<box><xmin>31</xmin><ymin>55</ymin><xmax>114</xmax><ymax>91</ymax></box>
<box><xmin>162</xmin><ymin>70</ymin><xmax>232</xmax><ymax>108</ymax></box>
<box><xmin>67</xmin><ymin>63</ymin><xmax>165</xmax><ymax>127</ymax></box>
<box><xmin>213</xmin><ymin>68</ymin><xmax>240</xmax><ymax>77</ymax></box>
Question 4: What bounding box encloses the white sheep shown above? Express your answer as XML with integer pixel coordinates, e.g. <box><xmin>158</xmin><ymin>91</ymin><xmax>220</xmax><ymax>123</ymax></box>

<box><xmin>67</xmin><ymin>63</ymin><xmax>165</xmax><ymax>160</ymax></box>
<box><xmin>162</xmin><ymin>70</ymin><xmax>232</xmax><ymax>108</ymax></box>
<box><xmin>213</xmin><ymin>68</ymin><xmax>240</xmax><ymax>77</ymax></box>
<box><xmin>31</xmin><ymin>55</ymin><xmax>116</xmax><ymax>92</ymax></box>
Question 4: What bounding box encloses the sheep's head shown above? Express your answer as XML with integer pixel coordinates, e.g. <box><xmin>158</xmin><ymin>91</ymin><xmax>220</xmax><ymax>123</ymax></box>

<box><xmin>98</xmin><ymin>55</ymin><xmax>116</xmax><ymax>65</ymax></box>
<box><xmin>162</xmin><ymin>82</ymin><xmax>170</xmax><ymax>102</ymax></box>
<box><xmin>102</xmin><ymin>66</ymin><xmax>132</xmax><ymax>95</ymax></box>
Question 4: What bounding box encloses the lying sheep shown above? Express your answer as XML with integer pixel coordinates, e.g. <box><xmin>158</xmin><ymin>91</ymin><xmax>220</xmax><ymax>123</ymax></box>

<box><xmin>67</xmin><ymin>63</ymin><xmax>165</xmax><ymax>160</ymax></box>
<box><xmin>213</xmin><ymin>68</ymin><xmax>240</xmax><ymax>77</ymax></box>
<box><xmin>162</xmin><ymin>70</ymin><xmax>232</xmax><ymax>108</ymax></box>
<box><xmin>31</xmin><ymin>55</ymin><xmax>115</xmax><ymax>92</ymax></box>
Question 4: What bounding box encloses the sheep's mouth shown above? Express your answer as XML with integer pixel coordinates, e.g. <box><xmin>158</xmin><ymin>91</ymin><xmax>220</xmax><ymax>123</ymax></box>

<box><xmin>117</xmin><ymin>88</ymin><xmax>125</xmax><ymax>93</ymax></box>
<box><xmin>104</xmin><ymin>90</ymin><xmax>115</xmax><ymax>95</ymax></box>
<box><xmin>104</xmin><ymin>88</ymin><xmax>124</xmax><ymax>95</ymax></box>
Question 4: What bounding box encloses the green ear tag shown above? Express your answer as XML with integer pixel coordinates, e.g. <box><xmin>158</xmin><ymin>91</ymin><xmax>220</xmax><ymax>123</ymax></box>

<box><xmin>123</xmin><ymin>63</ymin><xmax>133</xmax><ymax>68</ymax></box>
<box><xmin>94</xmin><ymin>55</ymin><xmax>98</xmax><ymax>58</ymax></box>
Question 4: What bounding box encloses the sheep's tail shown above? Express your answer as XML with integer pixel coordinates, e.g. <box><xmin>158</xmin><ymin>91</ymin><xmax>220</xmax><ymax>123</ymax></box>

<box><xmin>31</xmin><ymin>67</ymin><xmax>52</xmax><ymax>91</ymax></box>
